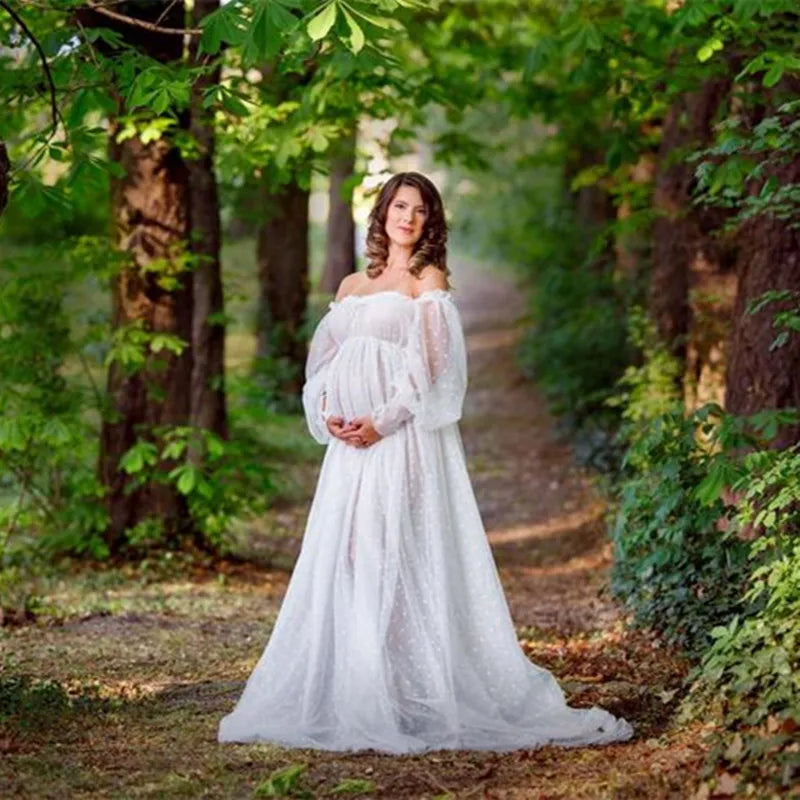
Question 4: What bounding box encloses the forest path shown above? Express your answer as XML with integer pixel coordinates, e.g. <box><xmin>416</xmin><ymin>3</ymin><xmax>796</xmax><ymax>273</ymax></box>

<box><xmin>2</xmin><ymin>262</ymin><xmax>709</xmax><ymax>799</ymax></box>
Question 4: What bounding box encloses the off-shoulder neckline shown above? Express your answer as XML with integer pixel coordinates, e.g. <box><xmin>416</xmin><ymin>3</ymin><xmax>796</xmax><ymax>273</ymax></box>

<box><xmin>329</xmin><ymin>288</ymin><xmax>451</xmax><ymax>308</ymax></box>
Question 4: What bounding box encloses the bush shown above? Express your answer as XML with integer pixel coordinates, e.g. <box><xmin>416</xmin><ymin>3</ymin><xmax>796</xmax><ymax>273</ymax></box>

<box><xmin>0</xmin><ymin>248</ymin><xmax>108</xmax><ymax>561</ymax></box>
<box><xmin>519</xmin><ymin>262</ymin><xmax>632</xmax><ymax>426</ymax></box>
<box><xmin>610</xmin><ymin>405</ymin><xmax>752</xmax><ymax>653</ymax></box>
<box><xmin>683</xmin><ymin>443</ymin><xmax>800</xmax><ymax>793</ymax></box>
<box><xmin>610</xmin><ymin>311</ymin><xmax>800</xmax><ymax>790</ymax></box>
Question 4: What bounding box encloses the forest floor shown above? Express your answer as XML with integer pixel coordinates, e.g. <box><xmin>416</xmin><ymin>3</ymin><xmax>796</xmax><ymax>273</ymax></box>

<box><xmin>2</xmin><ymin>263</ymin><xmax>716</xmax><ymax>799</ymax></box>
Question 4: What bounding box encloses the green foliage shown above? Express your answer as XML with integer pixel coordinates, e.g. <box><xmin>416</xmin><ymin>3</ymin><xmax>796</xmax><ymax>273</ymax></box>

<box><xmin>330</xmin><ymin>778</ymin><xmax>377</xmax><ymax>795</ymax></box>
<box><xmin>0</xmin><ymin>672</ymin><xmax>111</xmax><ymax>733</ymax></box>
<box><xmin>610</xmin><ymin>406</ymin><xmax>752</xmax><ymax>654</ymax></box>
<box><xmin>609</xmin><ymin>312</ymin><xmax>800</xmax><ymax>789</ymax></box>
<box><xmin>0</xmin><ymin>675</ymin><xmax>70</xmax><ymax>730</ymax></box>
<box><xmin>747</xmin><ymin>289</ymin><xmax>800</xmax><ymax>351</ymax></box>
<box><xmin>607</xmin><ymin>308</ymin><xmax>683</xmax><ymax>428</ymax></box>
<box><xmin>254</xmin><ymin>763</ymin><xmax>311</xmax><ymax>798</ymax></box>
<box><xmin>520</xmin><ymin>261</ymin><xmax>631</xmax><ymax>426</ymax></box>
<box><xmin>608</xmin><ymin>312</ymin><xmax>799</xmax><ymax>653</ymax></box>
<box><xmin>442</xmin><ymin>111</ymin><xmax>637</xmax><ymax>442</ymax></box>
<box><xmin>115</xmin><ymin>425</ymin><xmax>275</xmax><ymax>553</ymax></box>
<box><xmin>0</xmin><ymin>247</ymin><xmax>110</xmax><ymax>561</ymax></box>
<box><xmin>682</xmin><ymin>443</ymin><xmax>800</xmax><ymax>792</ymax></box>
<box><xmin>249</xmin><ymin>355</ymin><xmax>304</xmax><ymax>414</ymax></box>
<box><xmin>691</xmin><ymin>104</ymin><xmax>800</xmax><ymax>232</ymax></box>
<box><xmin>252</xmin><ymin>764</ymin><xmax>377</xmax><ymax>798</ymax></box>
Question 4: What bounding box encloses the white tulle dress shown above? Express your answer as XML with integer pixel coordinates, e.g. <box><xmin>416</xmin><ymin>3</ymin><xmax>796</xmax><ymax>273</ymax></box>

<box><xmin>218</xmin><ymin>288</ymin><xmax>634</xmax><ymax>753</ymax></box>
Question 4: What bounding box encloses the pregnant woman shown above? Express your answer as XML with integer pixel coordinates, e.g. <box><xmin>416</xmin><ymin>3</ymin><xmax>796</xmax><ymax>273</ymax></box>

<box><xmin>218</xmin><ymin>171</ymin><xmax>634</xmax><ymax>753</ymax></box>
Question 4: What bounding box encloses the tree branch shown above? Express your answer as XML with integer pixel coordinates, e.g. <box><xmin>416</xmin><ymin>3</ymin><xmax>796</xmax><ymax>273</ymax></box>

<box><xmin>0</xmin><ymin>0</ymin><xmax>61</xmax><ymax>130</ymax></box>
<box><xmin>85</xmin><ymin>1</ymin><xmax>203</xmax><ymax>37</ymax></box>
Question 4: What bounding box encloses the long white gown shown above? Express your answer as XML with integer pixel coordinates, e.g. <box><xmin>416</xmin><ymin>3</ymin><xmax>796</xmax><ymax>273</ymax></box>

<box><xmin>218</xmin><ymin>288</ymin><xmax>634</xmax><ymax>753</ymax></box>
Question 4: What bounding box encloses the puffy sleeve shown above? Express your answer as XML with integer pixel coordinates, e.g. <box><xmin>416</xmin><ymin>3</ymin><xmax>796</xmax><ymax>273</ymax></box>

<box><xmin>302</xmin><ymin>310</ymin><xmax>338</xmax><ymax>444</ymax></box>
<box><xmin>372</xmin><ymin>290</ymin><xmax>468</xmax><ymax>437</ymax></box>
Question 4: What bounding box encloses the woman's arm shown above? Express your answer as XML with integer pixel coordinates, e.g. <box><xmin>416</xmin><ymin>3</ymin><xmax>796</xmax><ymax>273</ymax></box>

<box><xmin>301</xmin><ymin>313</ymin><xmax>339</xmax><ymax>444</ymax></box>
<box><xmin>370</xmin><ymin>288</ymin><xmax>467</xmax><ymax>437</ymax></box>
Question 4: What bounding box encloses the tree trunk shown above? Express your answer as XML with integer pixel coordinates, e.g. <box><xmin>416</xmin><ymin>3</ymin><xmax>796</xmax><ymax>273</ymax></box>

<box><xmin>0</xmin><ymin>141</ymin><xmax>8</xmax><ymax>217</ymax></box>
<box><xmin>321</xmin><ymin>127</ymin><xmax>357</xmax><ymax>294</ymax></box>
<box><xmin>564</xmin><ymin>146</ymin><xmax>615</xmax><ymax>261</ymax></box>
<box><xmin>726</xmin><ymin>145</ymin><xmax>800</xmax><ymax>447</ymax></box>
<box><xmin>255</xmin><ymin>178</ymin><xmax>310</xmax><ymax>397</ymax></box>
<box><xmin>188</xmin><ymin>0</ymin><xmax>228</xmax><ymax>440</ymax></box>
<box><xmin>682</xmin><ymin>256</ymin><xmax>738</xmax><ymax>412</ymax></box>
<box><xmin>614</xmin><ymin>153</ymin><xmax>655</xmax><ymax>283</ymax></box>
<box><xmin>650</xmin><ymin>80</ymin><xmax>731</xmax><ymax>365</ymax></box>
<box><xmin>97</xmin><ymin>3</ymin><xmax>194</xmax><ymax>551</ymax></box>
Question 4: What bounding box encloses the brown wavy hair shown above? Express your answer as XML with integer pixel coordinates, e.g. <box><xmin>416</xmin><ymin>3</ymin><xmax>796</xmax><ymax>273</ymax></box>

<box><xmin>365</xmin><ymin>172</ymin><xmax>449</xmax><ymax>281</ymax></box>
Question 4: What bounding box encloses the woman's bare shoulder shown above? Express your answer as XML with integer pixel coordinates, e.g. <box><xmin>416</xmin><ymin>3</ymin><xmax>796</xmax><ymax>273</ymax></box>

<box><xmin>334</xmin><ymin>272</ymin><xmax>367</xmax><ymax>300</ymax></box>
<box><xmin>414</xmin><ymin>265</ymin><xmax>449</xmax><ymax>295</ymax></box>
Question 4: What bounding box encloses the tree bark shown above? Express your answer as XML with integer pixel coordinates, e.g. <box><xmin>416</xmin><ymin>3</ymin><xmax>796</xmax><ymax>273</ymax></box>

<box><xmin>650</xmin><ymin>80</ymin><xmax>731</xmax><ymax>364</ymax></box>
<box><xmin>188</xmin><ymin>0</ymin><xmax>227</xmax><ymax>439</ymax></box>
<box><xmin>726</xmin><ymin>141</ymin><xmax>800</xmax><ymax>446</ymax></box>
<box><xmin>97</xmin><ymin>2</ymin><xmax>194</xmax><ymax>551</ymax></box>
<box><xmin>564</xmin><ymin>146</ymin><xmax>615</xmax><ymax>260</ymax></box>
<box><xmin>321</xmin><ymin>127</ymin><xmax>357</xmax><ymax>294</ymax></box>
<box><xmin>0</xmin><ymin>141</ymin><xmax>8</xmax><ymax>217</ymax></box>
<box><xmin>255</xmin><ymin>178</ymin><xmax>310</xmax><ymax>397</ymax></box>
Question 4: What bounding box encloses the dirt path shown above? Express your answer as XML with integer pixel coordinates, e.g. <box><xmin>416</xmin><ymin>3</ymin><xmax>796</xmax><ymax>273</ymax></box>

<box><xmin>1</xmin><ymin>265</ymin><xmax>710</xmax><ymax>798</ymax></box>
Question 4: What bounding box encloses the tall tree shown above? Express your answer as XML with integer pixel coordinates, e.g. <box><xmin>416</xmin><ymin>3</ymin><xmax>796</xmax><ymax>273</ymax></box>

<box><xmin>96</xmin><ymin>2</ymin><xmax>194</xmax><ymax>550</ymax></box>
<box><xmin>725</xmin><ymin>87</ymin><xmax>800</xmax><ymax>446</ymax></box>
<box><xmin>253</xmin><ymin>61</ymin><xmax>315</xmax><ymax>398</ymax></box>
<box><xmin>650</xmin><ymin>80</ymin><xmax>731</xmax><ymax>365</ymax></box>
<box><xmin>256</xmin><ymin>174</ymin><xmax>310</xmax><ymax>396</ymax></box>
<box><xmin>188</xmin><ymin>0</ymin><xmax>228</xmax><ymax>439</ymax></box>
<box><xmin>321</xmin><ymin>126</ymin><xmax>357</xmax><ymax>294</ymax></box>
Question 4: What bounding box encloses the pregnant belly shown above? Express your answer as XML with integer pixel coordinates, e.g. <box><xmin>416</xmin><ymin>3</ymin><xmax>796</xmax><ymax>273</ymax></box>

<box><xmin>326</xmin><ymin>337</ymin><xmax>403</xmax><ymax>421</ymax></box>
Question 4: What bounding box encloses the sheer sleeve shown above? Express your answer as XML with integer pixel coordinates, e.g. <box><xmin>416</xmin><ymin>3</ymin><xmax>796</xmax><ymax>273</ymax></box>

<box><xmin>371</xmin><ymin>290</ymin><xmax>467</xmax><ymax>437</ymax></box>
<box><xmin>302</xmin><ymin>311</ymin><xmax>338</xmax><ymax>444</ymax></box>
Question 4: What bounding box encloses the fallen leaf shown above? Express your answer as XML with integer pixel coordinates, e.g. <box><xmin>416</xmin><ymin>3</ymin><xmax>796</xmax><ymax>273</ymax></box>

<box><xmin>713</xmin><ymin>771</ymin><xmax>738</xmax><ymax>796</ymax></box>
<box><xmin>723</xmin><ymin>733</ymin><xmax>743</xmax><ymax>761</ymax></box>
<box><xmin>693</xmin><ymin>782</ymin><xmax>711</xmax><ymax>800</ymax></box>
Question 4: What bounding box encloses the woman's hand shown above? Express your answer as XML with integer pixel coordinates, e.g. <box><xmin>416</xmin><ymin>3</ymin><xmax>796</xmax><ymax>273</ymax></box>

<box><xmin>325</xmin><ymin>416</ymin><xmax>355</xmax><ymax>442</ymax></box>
<box><xmin>340</xmin><ymin>416</ymin><xmax>383</xmax><ymax>448</ymax></box>
<box><xmin>326</xmin><ymin>415</ymin><xmax>382</xmax><ymax>448</ymax></box>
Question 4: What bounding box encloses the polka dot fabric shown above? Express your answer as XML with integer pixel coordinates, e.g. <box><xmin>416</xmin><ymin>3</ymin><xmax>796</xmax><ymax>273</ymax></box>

<box><xmin>218</xmin><ymin>289</ymin><xmax>634</xmax><ymax>753</ymax></box>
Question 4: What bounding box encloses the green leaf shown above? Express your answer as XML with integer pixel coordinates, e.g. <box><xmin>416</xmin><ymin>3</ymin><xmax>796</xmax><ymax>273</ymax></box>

<box><xmin>269</xmin><ymin>1</ymin><xmax>300</xmax><ymax>31</ymax></box>
<box><xmin>342</xmin><ymin>7</ymin><xmax>365</xmax><ymax>54</ymax></box>
<box><xmin>250</xmin><ymin>1</ymin><xmax>272</xmax><ymax>54</ymax></box>
<box><xmin>200</xmin><ymin>2</ymin><xmax>246</xmax><ymax>54</ymax></box>
<box><xmin>697</xmin><ymin>36</ymin><xmax>724</xmax><ymax>63</ymax></box>
<box><xmin>161</xmin><ymin>439</ymin><xmax>188</xmax><ymax>460</ymax></box>
<box><xmin>309</xmin><ymin>127</ymin><xmax>329</xmax><ymax>153</ymax></box>
<box><xmin>307</xmin><ymin>2</ymin><xmax>337</xmax><ymax>41</ymax></box>
<box><xmin>176</xmin><ymin>466</ymin><xmax>198</xmax><ymax>495</ymax></box>
<box><xmin>763</xmin><ymin>63</ymin><xmax>784</xmax><ymax>88</ymax></box>
<box><xmin>694</xmin><ymin>460</ymin><xmax>730</xmax><ymax>505</ymax></box>
<box><xmin>205</xmin><ymin>435</ymin><xmax>225</xmax><ymax>459</ymax></box>
<box><xmin>346</xmin><ymin>6</ymin><xmax>393</xmax><ymax>29</ymax></box>
<box><xmin>0</xmin><ymin>418</ymin><xmax>27</xmax><ymax>452</ymax></box>
<box><xmin>254</xmin><ymin>763</ymin><xmax>309</xmax><ymax>796</ymax></box>
<box><xmin>242</xmin><ymin>0</ymin><xmax>283</xmax><ymax>62</ymax></box>
<box><xmin>120</xmin><ymin>442</ymin><xmax>158</xmax><ymax>474</ymax></box>
<box><xmin>331</xmin><ymin>777</ymin><xmax>376</xmax><ymax>794</ymax></box>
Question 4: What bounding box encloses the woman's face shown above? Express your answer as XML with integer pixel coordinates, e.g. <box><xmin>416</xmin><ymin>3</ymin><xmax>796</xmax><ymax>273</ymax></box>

<box><xmin>384</xmin><ymin>184</ymin><xmax>428</xmax><ymax>248</ymax></box>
